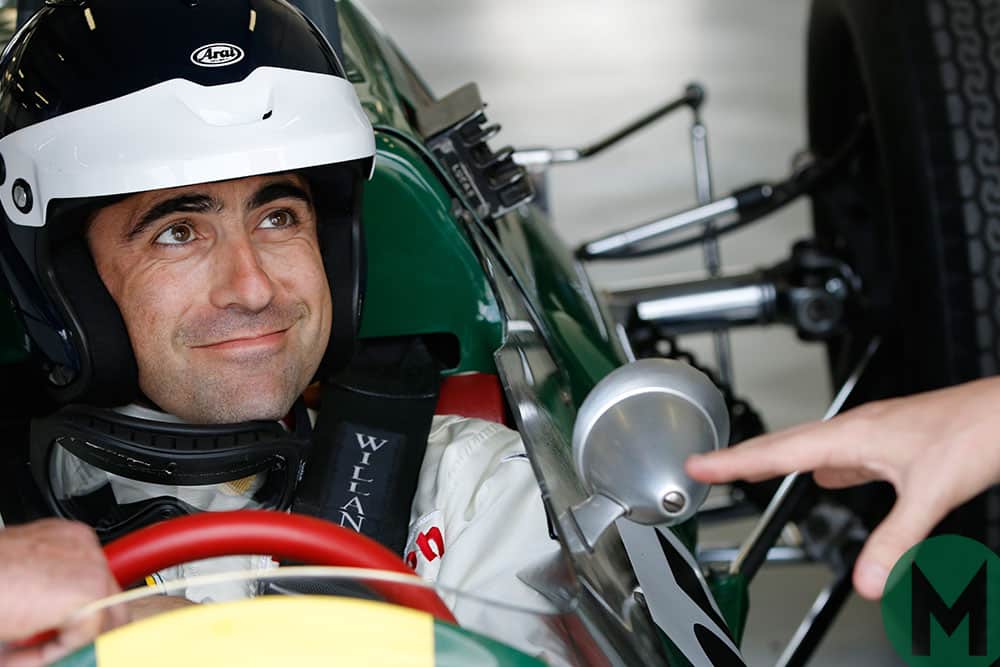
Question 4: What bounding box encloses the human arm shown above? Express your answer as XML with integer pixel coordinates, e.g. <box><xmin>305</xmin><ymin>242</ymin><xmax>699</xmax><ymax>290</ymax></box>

<box><xmin>0</xmin><ymin>519</ymin><xmax>126</xmax><ymax>666</ymax></box>
<box><xmin>684</xmin><ymin>375</ymin><xmax>1000</xmax><ymax>600</ymax></box>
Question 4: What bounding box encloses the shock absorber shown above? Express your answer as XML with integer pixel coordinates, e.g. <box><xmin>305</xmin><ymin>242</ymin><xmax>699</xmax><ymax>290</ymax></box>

<box><xmin>610</xmin><ymin>242</ymin><xmax>860</xmax><ymax>342</ymax></box>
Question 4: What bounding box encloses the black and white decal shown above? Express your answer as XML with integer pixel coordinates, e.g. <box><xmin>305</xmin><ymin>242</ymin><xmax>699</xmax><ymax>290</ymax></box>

<box><xmin>617</xmin><ymin>520</ymin><xmax>746</xmax><ymax>666</ymax></box>
<box><xmin>191</xmin><ymin>43</ymin><xmax>246</xmax><ymax>68</ymax></box>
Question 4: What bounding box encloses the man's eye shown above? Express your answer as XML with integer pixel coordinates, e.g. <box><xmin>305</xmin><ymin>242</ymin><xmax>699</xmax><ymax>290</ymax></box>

<box><xmin>259</xmin><ymin>210</ymin><xmax>296</xmax><ymax>229</ymax></box>
<box><xmin>154</xmin><ymin>223</ymin><xmax>195</xmax><ymax>245</ymax></box>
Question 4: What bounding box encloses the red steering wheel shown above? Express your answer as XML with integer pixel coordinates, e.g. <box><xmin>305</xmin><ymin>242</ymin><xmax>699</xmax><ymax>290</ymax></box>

<box><xmin>102</xmin><ymin>510</ymin><xmax>457</xmax><ymax>624</ymax></box>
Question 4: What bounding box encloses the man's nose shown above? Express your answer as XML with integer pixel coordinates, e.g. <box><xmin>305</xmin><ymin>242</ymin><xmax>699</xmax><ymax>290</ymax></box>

<box><xmin>208</xmin><ymin>235</ymin><xmax>276</xmax><ymax>313</ymax></box>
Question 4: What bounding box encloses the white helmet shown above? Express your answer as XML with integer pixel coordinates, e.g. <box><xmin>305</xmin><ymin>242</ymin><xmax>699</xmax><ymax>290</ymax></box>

<box><xmin>0</xmin><ymin>0</ymin><xmax>376</xmax><ymax>406</ymax></box>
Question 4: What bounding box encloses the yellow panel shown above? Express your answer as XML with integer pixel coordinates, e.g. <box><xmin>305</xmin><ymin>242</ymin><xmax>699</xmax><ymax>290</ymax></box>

<box><xmin>95</xmin><ymin>597</ymin><xmax>434</xmax><ymax>667</ymax></box>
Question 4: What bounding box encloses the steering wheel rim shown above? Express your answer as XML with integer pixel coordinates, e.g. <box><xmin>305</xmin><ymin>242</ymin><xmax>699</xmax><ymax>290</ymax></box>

<box><xmin>102</xmin><ymin>509</ymin><xmax>457</xmax><ymax>624</ymax></box>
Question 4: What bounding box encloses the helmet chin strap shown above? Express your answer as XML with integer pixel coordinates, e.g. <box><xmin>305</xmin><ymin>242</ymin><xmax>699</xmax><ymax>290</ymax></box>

<box><xmin>113</xmin><ymin>397</ymin><xmax>309</xmax><ymax>433</ymax></box>
<box><xmin>113</xmin><ymin>402</ymin><xmax>188</xmax><ymax>425</ymax></box>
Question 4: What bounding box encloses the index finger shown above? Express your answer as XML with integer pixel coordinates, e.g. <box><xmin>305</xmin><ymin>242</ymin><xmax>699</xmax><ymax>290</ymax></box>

<box><xmin>684</xmin><ymin>416</ymin><xmax>859</xmax><ymax>484</ymax></box>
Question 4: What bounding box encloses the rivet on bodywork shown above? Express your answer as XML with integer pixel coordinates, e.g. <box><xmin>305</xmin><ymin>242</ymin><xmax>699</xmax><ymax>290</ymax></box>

<box><xmin>662</xmin><ymin>491</ymin><xmax>686</xmax><ymax>514</ymax></box>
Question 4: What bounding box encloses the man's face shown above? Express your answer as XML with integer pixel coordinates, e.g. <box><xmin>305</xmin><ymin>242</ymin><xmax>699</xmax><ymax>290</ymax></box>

<box><xmin>86</xmin><ymin>173</ymin><xmax>332</xmax><ymax>423</ymax></box>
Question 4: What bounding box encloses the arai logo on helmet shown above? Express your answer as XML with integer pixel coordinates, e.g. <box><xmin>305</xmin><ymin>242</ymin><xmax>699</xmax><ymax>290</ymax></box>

<box><xmin>190</xmin><ymin>43</ymin><xmax>245</xmax><ymax>68</ymax></box>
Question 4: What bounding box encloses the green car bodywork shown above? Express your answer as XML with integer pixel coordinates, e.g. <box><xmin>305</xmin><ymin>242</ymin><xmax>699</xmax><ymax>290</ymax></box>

<box><xmin>338</xmin><ymin>2</ymin><xmax>749</xmax><ymax>645</ymax></box>
<box><xmin>0</xmin><ymin>0</ymin><xmax>750</xmax><ymax>661</ymax></box>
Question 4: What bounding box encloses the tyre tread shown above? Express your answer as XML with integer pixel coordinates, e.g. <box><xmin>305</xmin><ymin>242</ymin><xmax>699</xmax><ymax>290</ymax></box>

<box><xmin>931</xmin><ymin>0</ymin><xmax>1000</xmax><ymax>375</ymax></box>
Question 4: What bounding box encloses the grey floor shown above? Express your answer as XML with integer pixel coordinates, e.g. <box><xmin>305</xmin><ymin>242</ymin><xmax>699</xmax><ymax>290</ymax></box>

<box><xmin>360</xmin><ymin>1</ymin><xmax>902</xmax><ymax>665</ymax></box>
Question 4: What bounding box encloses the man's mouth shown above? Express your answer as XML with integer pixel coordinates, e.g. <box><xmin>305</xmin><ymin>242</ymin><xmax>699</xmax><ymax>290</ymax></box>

<box><xmin>192</xmin><ymin>328</ymin><xmax>291</xmax><ymax>351</ymax></box>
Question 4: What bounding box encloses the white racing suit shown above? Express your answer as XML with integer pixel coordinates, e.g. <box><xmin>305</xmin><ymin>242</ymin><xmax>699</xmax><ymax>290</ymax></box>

<box><xmin>149</xmin><ymin>414</ymin><xmax>572</xmax><ymax>663</ymax></box>
<box><xmin>404</xmin><ymin>415</ymin><xmax>569</xmax><ymax>661</ymax></box>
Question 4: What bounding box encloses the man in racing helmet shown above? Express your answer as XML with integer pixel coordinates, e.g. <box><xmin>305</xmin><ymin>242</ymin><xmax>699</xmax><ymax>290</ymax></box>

<box><xmin>0</xmin><ymin>0</ymin><xmax>373</xmax><ymax>601</ymax></box>
<box><xmin>0</xmin><ymin>0</ymin><xmax>560</xmax><ymax>654</ymax></box>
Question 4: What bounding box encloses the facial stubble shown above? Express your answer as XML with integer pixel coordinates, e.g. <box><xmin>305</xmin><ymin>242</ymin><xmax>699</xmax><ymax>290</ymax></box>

<box><xmin>138</xmin><ymin>302</ymin><xmax>321</xmax><ymax>424</ymax></box>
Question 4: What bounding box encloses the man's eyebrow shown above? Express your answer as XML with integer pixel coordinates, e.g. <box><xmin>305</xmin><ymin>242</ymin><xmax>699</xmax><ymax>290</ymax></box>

<box><xmin>246</xmin><ymin>181</ymin><xmax>313</xmax><ymax>211</ymax></box>
<box><xmin>127</xmin><ymin>194</ymin><xmax>221</xmax><ymax>241</ymax></box>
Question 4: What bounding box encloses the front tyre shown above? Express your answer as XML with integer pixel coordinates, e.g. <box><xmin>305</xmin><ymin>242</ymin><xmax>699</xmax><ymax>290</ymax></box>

<box><xmin>808</xmin><ymin>0</ymin><xmax>1000</xmax><ymax>546</ymax></box>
